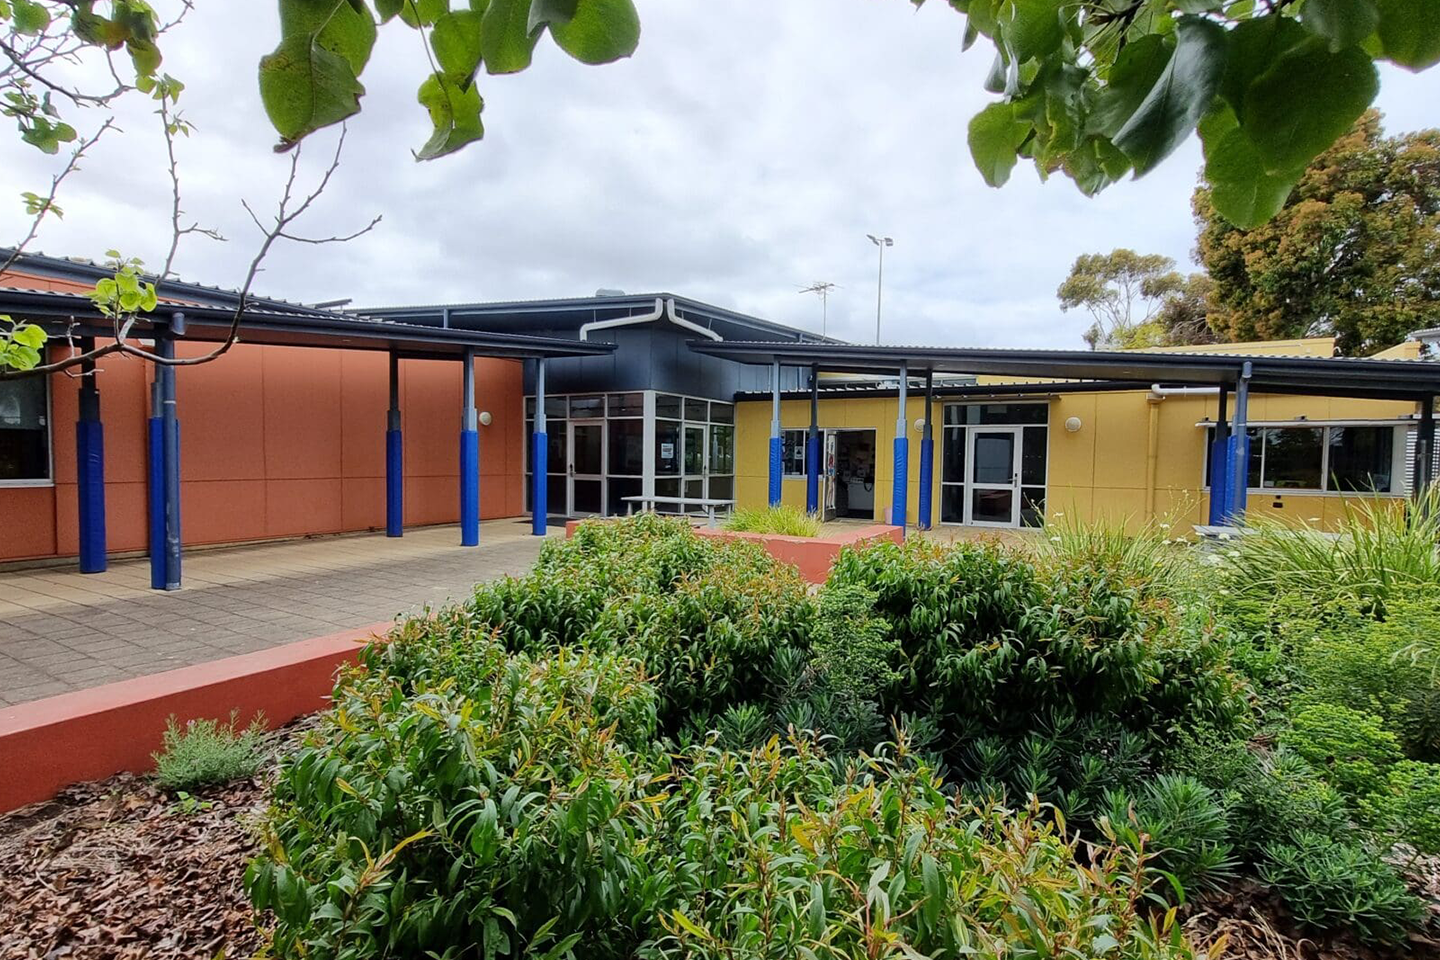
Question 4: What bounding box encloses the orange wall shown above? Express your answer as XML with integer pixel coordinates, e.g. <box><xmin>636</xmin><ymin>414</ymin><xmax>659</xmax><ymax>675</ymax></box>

<box><xmin>1</xmin><ymin>342</ymin><xmax>524</xmax><ymax>562</ymax></box>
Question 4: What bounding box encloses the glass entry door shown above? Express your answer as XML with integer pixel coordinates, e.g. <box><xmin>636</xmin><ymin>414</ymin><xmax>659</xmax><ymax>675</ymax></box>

<box><xmin>682</xmin><ymin>424</ymin><xmax>707</xmax><ymax>501</ymax></box>
<box><xmin>966</xmin><ymin>427</ymin><xmax>1021</xmax><ymax>527</ymax></box>
<box><xmin>568</xmin><ymin>420</ymin><xmax>605</xmax><ymax>517</ymax></box>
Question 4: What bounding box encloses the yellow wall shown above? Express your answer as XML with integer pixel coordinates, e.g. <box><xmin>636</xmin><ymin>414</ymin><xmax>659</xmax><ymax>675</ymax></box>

<box><xmin>736</xmin><ymin>379</ymin><xmax>1418</xmax><ymax>532</ymax></box>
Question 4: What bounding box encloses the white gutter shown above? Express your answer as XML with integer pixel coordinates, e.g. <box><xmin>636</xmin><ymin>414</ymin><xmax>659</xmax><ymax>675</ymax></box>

<box><xmin>579</xmin><ymin>297</ymin><xmax>663</xmax><ymax>340</ymax></box>
<box><xmin>665</xmin><ymin>297</ymin><xmax>723</xmax><ymax>341</ymax></box>
<box><xmin>1149</xmin><ymin>383</ymin><xmax>1219</xmax><ymax>399</ymax></box>
<box><xmin>576</xmin><ymin>297</ymin><xmax>724</xmax><ymax>342</ymax></box>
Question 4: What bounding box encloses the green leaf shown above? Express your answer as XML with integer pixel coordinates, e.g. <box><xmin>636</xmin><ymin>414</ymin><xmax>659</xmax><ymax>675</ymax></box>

<box><xmin>1240</xmin><ymin>36</ymin><xmax>1378</xmax><ymax>175</ymax></box>
<box><xmin>279</xmin><ymin>0</ymin><xmax>378</xmax><ymax>76</ymax></box>
<box><xmin>375</xmin><ymin>0</ymin><xmax>405</xmax><ymax>20</ymax></box>
<box><xmin>1113</xmin><ymin>16</ymin><xmax>1228</xmax><ymax>177</ymax></box>
<box><xmin>127</xmin><ymin>37</ymin><xmax>162</xmax><ymax>77</ymax></box>
<box><xmin>1218</xmin><ymin>14</ymin><xmax>1309</xmax><ymax>115</ymax></box>
<box><xmin>1302</xmin><ymin>0</ymin><xmax>1380</xmax><ymax>51</ymax></box>
<box><xmin>1376</xmin><ymin>0</ymin><xmax>1440</xmax><ymax>69</ymax></box>
<box><xmin>12</xmin><ymin>323</ymin><xmax>46</xmax><ymax>349</ymax></box>
<box><xmin>432</xmin><ymin>10</ymin><xmax>484</xmax><ymax>80</ymax></box>
<box><xmin>259</xmin><ymin>33</ymin><xmax>367</xmax><ymax>145</ymax></box>
<box><xmin>399</xmin><ymin>0</ymin><xmax>449</xmax><ymax>27</ymax></box>
<box><xmin>481</xmin><ymin>0</ymin><xmax>541</xmax><ymax>74</ymax></box>
<box><xmin>11</xmin><ymin>0</ymin><xmax>50</xmax><ymax>35</ymax></box>
<box><xmin>416</xmin><ymin>71</ymin><xmax>484</xmax><ymax>159</ymax></box>
<box><xmin>1199</xmin><ymin>106</ymin><xmax>1300</xmax><ymax>227</ymax></box>
<box><xmin>968</xmin><ymin>101</ymin><xmax>1031</xmax><ymax>187</ymax></box>
<box><xmin>1003</xmin><ymin>0</ymin><xmax>1065</xmax><ymax>64</ymax></box>
<box><xmin>548</xmin><ymin>0</ymin><xmax>640</xmax><ymax>64</ymax></box>
<box><xmin>528</xmin><ymin>0</ymin><xmax>578</xmax><ymax>31</ymax></box>
<box><xmin>1090</xmin><ymin>34</ymin><xmax>1173</xmax><ymax>139</ymax></box>
<box><xmin>1173</xmin><ymin>0</ymin><xmax>1222</xmax><ymax>10</ymax></box>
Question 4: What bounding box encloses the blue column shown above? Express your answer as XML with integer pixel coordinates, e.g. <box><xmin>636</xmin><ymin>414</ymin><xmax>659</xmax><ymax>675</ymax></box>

<box><xmin>768</xmin><ymin>360</ymin><xmax>782</xmax><ymax>507</ymax></box>
<box><xmin>75</xmin><ymin>339</ymin><xmax>107</xmax><ymax>573</ymax></box>
<box><xmin>149</xmin><ymin>324</ymin><xmax>182</xmax><ymax>591</ymax></box>
<box><xmin>148</xmin><ymin>395</ymin><xmax>164</xmax><ymax>590</ymax></box>
<box><xmin>806</xmin><ymin>364</ymin><xmax>819</xmax><ymax>515</ymax></box>
<box><xmin>532</xmin><ymin>358</ymin><xmax>548</xmax><ymax>536</ymax></box>
<box><xmin>460</xmin><ymin>349</ymin><xmax>480</xmax><ymax>547</ymax></box>
<box><xmin>892</xmin><ymin>361</ymin><xmax>909</xmax><ymax>531</ymax></box>
<box><xmin>1207</xmin><ymin>388</ymin><xmax>1229</xmax><ymax>526</ymax></box>
<box><xmin>917</xmin><ymin>370</ymin><xmax>933</xmax><ymax>531</ymax></box>
<box><xmin>1226</xmin><ymin>363</ymin><xmax>1252</xmax><ymax>524</ymax></box>
<box><xmin>386</xmin><ymin>352</ymin><xmax>403</xmax><ymax>537</ymax></box>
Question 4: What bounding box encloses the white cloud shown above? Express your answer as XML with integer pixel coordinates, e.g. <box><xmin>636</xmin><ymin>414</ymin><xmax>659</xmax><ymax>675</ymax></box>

<box><xmin>4</xmin><ymin>1</ymin><xmax>1437</xmax><ymax>350</ymax></box>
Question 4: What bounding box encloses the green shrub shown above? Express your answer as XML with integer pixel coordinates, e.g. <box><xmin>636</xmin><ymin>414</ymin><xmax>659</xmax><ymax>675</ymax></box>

<box><xmin>1284</xmin><ymin>704</ymin><xmax>1403</xmax><ymax>800</ymax></box>
<box><xmin>827</xmin><ymin>537</ymin><xmax>1246</xmax><ymax>813</ymax></box>
<box><xmin>1362</xmin><ymin>759</ymin><xmax>1440</xmax><ymax>855</ymax></box>
<box><xmin>1102</xmin><ymin>774</ymin><xmax>1237</xmax><ymax>898</ymax></box>
<box><xmin>1221</xmin><ymin>493</ymin><xmax>1440</xmax><ymax>620</ymax></box>
<box><xmin>1257</xmin><ymin>832</ymin><xmax>1425</xmax><ymax>944</ymax></box>
<box><xmin>1296</xmin><ymin>596</ymin><xmax>1440</xmax><ymax>760</ymax></box>
<box><xmin>722</xmin><ymin>504</ymin><xmax>821</xmax><ymax>537</ymax></box>
<box><xmin>152</xmin><ymin>711</ymin><xmax>266</xmax><ymax>791</ymax></box>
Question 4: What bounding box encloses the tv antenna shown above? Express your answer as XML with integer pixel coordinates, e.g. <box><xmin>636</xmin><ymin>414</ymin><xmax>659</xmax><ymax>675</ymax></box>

<box><xmin>799</xmin><ymin>281</ymin><xmax>837</xmax><ymax>337</ymax></box>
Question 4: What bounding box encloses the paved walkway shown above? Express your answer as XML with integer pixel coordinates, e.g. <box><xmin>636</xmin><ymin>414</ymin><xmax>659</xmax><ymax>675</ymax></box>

<box><xmin>0</xmin><ymin>521</ymin><xmax>551</xmax><ymax>707</ymax></box>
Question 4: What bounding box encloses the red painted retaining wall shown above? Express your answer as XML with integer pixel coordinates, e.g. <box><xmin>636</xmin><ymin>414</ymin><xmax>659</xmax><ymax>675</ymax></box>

<box><xmin>0</xmin><ymin>623</ymin><xmax>388</xmax><ymax>814</ymax></box>
<box><xmin>694</xmin><ymin>524</ymin><xmax>903</xmax><ymax>583</ymax></box>
<box><xmin>564</xmin><ymin>518</ymin><xmax>903</xmax><ymax>583</ymax></box>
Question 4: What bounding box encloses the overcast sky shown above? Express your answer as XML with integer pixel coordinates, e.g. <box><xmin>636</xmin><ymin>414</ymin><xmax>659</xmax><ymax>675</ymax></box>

<box><xmin>5</xmin><ymin>1</ymin><xmax>1438</xmax><ymax>349</ymax></box>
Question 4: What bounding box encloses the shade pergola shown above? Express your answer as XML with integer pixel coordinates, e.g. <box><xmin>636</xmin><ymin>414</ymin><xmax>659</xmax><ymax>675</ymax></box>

<box><xmin>1</xmin><ymin>286</ymin><xmax>615</xmax><ymax>588</ymax></box>
<box><xmin>688</xmin><ymin>339</ymin><xmax>1440</xmax><ymax>531</ymax></box>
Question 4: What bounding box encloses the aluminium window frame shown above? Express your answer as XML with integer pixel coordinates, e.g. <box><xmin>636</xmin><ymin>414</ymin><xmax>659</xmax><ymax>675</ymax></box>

<box><xmin>0</xmin><ymin>372</ymin><xmax>55</xmax><ymax>488</ymax></box>
<box><xmin>1198</xmin><ymin>420</ymin><xmax>1409</xmax><ymax>497</ymax></box>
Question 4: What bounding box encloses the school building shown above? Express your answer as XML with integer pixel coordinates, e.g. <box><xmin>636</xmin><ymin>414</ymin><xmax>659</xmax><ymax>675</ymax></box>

<box><xmin>3</xmin><ymin>251</ymin><xmax>1439</xmax><ymax>588</ymax></box>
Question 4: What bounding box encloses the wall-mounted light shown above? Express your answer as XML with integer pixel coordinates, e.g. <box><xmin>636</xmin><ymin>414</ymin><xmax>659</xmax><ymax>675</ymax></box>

<box><xmin>479</xmin><ymin>411</ymin><xmax>493</xmax><ymax>427</ymax></box>
<box><xmin>913</xmin><ymin>417</ymin><xmax>927</xmax><ymax>432</ymax></box>
<box><xmin>1064</xmin><ymin>416</ymin><xmax>1083</xmax><ymax>433</ymax></box>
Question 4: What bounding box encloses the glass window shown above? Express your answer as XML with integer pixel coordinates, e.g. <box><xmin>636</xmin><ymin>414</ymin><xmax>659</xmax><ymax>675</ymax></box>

<box><xmin>684</xmin><ymin>398</ymin><xmax>708</xmax><ymax>422</ymax></box>
<box><xmin>546</xmin><ymin>475</ymin><xmax>566</xmax><ymax>516</ymax></box>
<box><xmin>1329</xmin><ymin>426</ymin><xmax>1393</xmax><ymax>492</ymax></box>
<box><xmin>608</xmin><ymin>419</ymin><xmax>644</xmax><ymax>475</ymax></box>
<box><xmin>655</xmin><ymin>393</ymin><xmax>682</xmax><ymax>419</ymax></box>
<box><xmin>1021</xmin><ymin>488</ymin><xmax>1045</xmax><ymax>528</ymax></box>
<box><xmin>710</xmin><ymin>425</ymin><xmax>735</xmax><ymax>474</ymax></box>
<box><xmin>940</xmin><ymin>484</ymin><xmax>965</xmax><ymax>524</ymax></box>
<box><xmin>709</xmin><ymin>475</ymin><xmax>734</xmax><ymax>501</ymax></box>
<box><xmin>655</xmin><ymin>477</ymin><xmax>681</xmax><ymax>512</ymax></box>
<box><xmin>1262</xmin><ymin>426</ymin><xmax>1323</xmax><ymax>489</ymax></box>
<box><xmin>1021</xmin><ymin>427</ymin><xmax>1047</xmax><ymax>486</ymax></box>
<box><xmin>0</xmin><ymin>377</ymin><xmax>49</xmax><ymax>481</ymax></box>
<box><xmin>608</xmin><ymin>392</ymin><xmax>644</xmax><ymax>417</ymax></box>
<box><xmin>525</xmin><ymin>397</ymin><xmax>536</xmax><ymax>417</ymax></box>
<box><xmin>683</xmin><ymin>425</ymin><xmax>706</xmax><ymax>476</ymax></box>
<box><xmin>544</xmin><ymin>396</ymin><xmax>565</xmax><ymax>418</ymax></box>
<box><xmin>945</xmin><ymin>403</ymin><xmax>1047</xmax><ymax>426</ymax></box>
<box><xmin>710</xmin><ymin>402</ymin><xmax>734</xmax><ymax>425</ymax></box>
<box><xmin>781</xmin><ymin>429</ymin><xmax>808</xmax><ymax>477</ymax></box>
<box><xmin>655</xmin><ymin>420</ymin><xmax>680</xmax><ymax>475</ymax></box>
<box><xmin>569</xmin><ymin>395</ymin><xmax>604</xmax><ymax>418</ymax></box>
<box><xmin>941</xmin><ymin>426</ymin><xmax>966</xmax><ymax>483</ymax></box>
<box><xmin>607</xmin><ymin>476</ymin><xmax>643</xmax><ymax>516</ymax></box>
<box><xmin>547</xmin><ymin>429</ymin><xmax>567</xmax><ymax>474</ymax></box>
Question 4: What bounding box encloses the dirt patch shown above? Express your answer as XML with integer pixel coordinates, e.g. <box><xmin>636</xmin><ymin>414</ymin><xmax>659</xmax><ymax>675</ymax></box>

<box><xmin>1184</xmin><ymin>879</ymin><xmax>1440</xmax><ymax>960</ymax></box>
<box><xmin>0</xmin><ymin>721</ymin><xmax>315</xmax><ymax>960</ymax></box>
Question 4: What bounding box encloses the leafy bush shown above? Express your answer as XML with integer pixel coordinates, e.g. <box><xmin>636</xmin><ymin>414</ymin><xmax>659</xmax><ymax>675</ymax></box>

<box><xmin>152</xmin><ymin>711</ymin><xmax>266</xmax><ymax>791</ymax></box>
<box><xmin>1363</xmin><ymin>759</ymin><xmax>1440</xmax><ymax>855</ymax></box>
<box><xmin>827</xmin><ymin>537</ymin><xmax>1245</xmax><ymax>812</ymax></box>
<box><xmin>1103</xmin><ymin>774</ymin><xmax>1237</xmax><ymax>897</ymax></box>
<box><xmin>722</xmin><ymin>504</ymin><xmax>820</xmax><ymax>537</ymax></box>
<box><xmin>1284</xmin><ymin>704</ymin><xmax>1403</xmax><ymax>800</ymax></box>
<box><xmin>253</xmin><ymin>632</ymin><xmax>1206</xmax><ymax>960</ymax></box>
<box><xmin>1296</xmin><ymin>596</ymin><xmax>1440</xmax><ymax>760</ymax></box>
<box><xmin>1257</xmin><ymin>832</ymin><xmax>1424</xmax><ymax>944</ymax></box>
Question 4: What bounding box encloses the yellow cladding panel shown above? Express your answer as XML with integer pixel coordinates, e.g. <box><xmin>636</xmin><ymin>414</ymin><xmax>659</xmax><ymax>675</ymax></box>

<box><xmin>736</xmin><ymin>381</ymin><xmax>1415</xmax><ymax>529</ymax></box>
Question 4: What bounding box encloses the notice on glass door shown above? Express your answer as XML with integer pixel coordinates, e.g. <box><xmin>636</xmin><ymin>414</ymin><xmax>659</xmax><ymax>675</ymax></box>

<box><xmin>660</xmin><ymin>442</ymin><xmax>674</xmax><ymax>459</ymax></box>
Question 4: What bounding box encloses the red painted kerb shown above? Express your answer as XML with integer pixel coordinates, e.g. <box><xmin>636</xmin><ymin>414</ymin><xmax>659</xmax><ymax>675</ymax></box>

<box><xmin>0</xmin><ymin>623</ymin><xmax>388</xmax><ymax>814</ymax></box>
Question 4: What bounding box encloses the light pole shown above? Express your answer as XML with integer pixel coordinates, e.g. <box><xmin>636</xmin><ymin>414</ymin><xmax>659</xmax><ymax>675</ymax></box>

<box><xmin>799</xmin><ymin>281</ymin><xmax>836</xmax><ymax>337</ymax></box>
<box><xmin>867</xmin><ymin>234</ymin><xmax>893</xmax><ymax>345</ymax></box>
